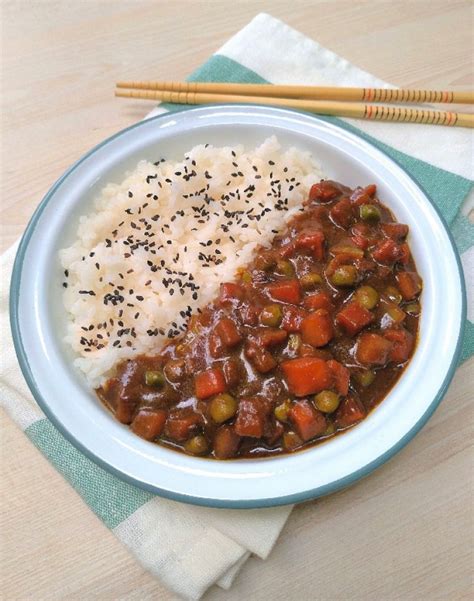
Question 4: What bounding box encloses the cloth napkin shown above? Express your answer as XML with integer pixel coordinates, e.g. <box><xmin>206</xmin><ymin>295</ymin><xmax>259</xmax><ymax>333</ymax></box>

<box><xmin>1</xmin><ymin>12</ymin><xmax>472</xmax><ymax>601</ymax></box>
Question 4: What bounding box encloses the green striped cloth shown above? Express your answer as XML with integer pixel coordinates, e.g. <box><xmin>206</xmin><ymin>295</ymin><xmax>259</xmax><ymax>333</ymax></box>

<box><xmin>1</xmin><ymin>13</ymin><xmax>472</xmax><ymax>601</ymax></box>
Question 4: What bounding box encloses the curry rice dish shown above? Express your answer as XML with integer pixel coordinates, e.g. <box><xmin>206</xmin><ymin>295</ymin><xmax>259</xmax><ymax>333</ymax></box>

<box><xmin>61</xmin><ymin>139</ymin><xmax>422</xmax><ymax>459</ymax></box>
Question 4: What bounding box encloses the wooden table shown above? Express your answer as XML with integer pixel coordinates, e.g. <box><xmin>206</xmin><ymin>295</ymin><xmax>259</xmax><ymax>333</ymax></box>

<box><xmin>2</xmin><ymin>2</ymin><xmax>473</xmax><ymax>599</ymax></box>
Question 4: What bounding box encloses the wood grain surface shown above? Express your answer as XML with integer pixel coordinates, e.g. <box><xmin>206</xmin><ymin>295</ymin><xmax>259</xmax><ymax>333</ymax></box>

<box><xmin>1</xmin><ymin>1</ymin><xmax>473</xmax><ymax>600</ymax></box>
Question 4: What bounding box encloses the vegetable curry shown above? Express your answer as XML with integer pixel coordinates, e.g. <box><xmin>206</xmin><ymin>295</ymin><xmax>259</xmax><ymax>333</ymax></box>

<box><xmin>98</xmin><ymin>180</ymin><xmax>422</xmax><ymax>459</ymax></box>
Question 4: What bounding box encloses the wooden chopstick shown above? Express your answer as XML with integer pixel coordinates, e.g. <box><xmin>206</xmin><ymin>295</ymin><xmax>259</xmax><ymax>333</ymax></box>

<box><xmin>115</xmin><ymin>88</ymin><xmax>474</xmax><ymax>128</ymax></box>
<box><xmin>116</xmin><ymin>81</ymin><xmax>474</xmax><ymax>105</ymax></box>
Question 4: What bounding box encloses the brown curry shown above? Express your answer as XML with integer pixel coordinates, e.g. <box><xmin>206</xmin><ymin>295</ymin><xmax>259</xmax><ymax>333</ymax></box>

<box><xmin>98</xmin><ymin>180</ymin><xmax>422</xmax><ymax>459</ymax></box>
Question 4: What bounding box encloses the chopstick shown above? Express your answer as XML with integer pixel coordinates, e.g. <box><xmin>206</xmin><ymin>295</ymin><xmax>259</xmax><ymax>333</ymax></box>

<box><xmin>115</xmin><ymin>88</ymin><xmax>474</xmax><ymax>128</ymax></box>
<box><xmin>116</xmin><ymin>81</ymin><xmax>474</xmax><ymax>105</ymax></box>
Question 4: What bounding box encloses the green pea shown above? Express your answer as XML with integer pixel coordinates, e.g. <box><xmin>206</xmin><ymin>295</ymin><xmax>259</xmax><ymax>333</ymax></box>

<box><xmin>274</xmin><ymin>399</ymin><xmax>291</xmax><ymax>422</ymax></box>
<box><xmin>260</xmin><ymin>304</ymin><xmax>283</xmax><ymax>327</ymax></box>
<box><xmin>184</xmin><ymin>435</ymin><xmax>209</xmax><ymax>455</ymax></box>
<box><xmin>175</xmin><ymin>343</ymin><xmax>188</xmax><ymax>356</ymax></box>
<box><xmin>313</xmin><ymin>390</ymin><xmax>340</xmax><ymax>413</ymax></box>
<box><xmin>288</xmin><ymin>333</ymin><xmax>302</xmax><ymax>352</ymax></box>
<box><xmin>330</xmin><ymin>244</ymin><xmax>364</xmax><ymax>259</ymax></box>
<box><xmin>209</xmin><ymin>394</ymin><xmax>238</xmax><ymax>424</ymax></box>
<box><xmin>300</xmin><ymin>272</ymin><xmax>323</xmax><ymax>289</ymax></box>
<box><xmin>405</xmin><ymin>302</ymin><xmax>420</xmax><ymax>316</ymax></box>
<box><xmin>275</xmin><ymin>259</ymin><xmax>294</xmax><ymax>277</ymax></box>
<box><xmin>330</xmin><ymin>265</ymin><xmax>358</xmax><ymax>287</ymax></box>
<box><xmin>386</xmin><ymin>305</ymin><xmax>406</xmax><ymax>324</ymax></box>
<box><xmin>385</xmin><ymin>286</ymin><xmax>402</xmax><ymax>304</ymax></box>
<box><xmin>355</xmin><ymin>370</ymin><xmax>376</xmax><ymax>387</ymax></box>
<box><xmin>360</xmin><ymin>204</ymin><xmax>381</xmax><ymax>222</ymax></box>
<box><xmin>354</xmin><ymin>285</ymin><xmax>379</xmax><ymax>309</ymax></box>
<box><xmin>323</xmin><ymin>421</ymin><xmax>336</xmax><ymax>436</ymax></box>
<box><xmin>241</xmin><ymin>270</ymin><xmax>252</xmax><ymax>284</ymax></box>
<box><xmin>144</xmin><ymin>370</ymin><xmax>165</xmax><ymax>387</ymax></box>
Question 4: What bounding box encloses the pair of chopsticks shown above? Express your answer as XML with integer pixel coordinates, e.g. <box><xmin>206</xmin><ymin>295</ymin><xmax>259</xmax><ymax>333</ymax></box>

<box><xmin>115</xmin><ymin>81</ymin><xmax>474</xmax><ymax>128</ymax></box>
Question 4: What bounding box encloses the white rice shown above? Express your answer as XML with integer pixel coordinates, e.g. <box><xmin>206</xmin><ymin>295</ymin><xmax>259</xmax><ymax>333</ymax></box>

<box><xmin>60</xmin><ymin>136</ymin><xmax>324</xmax><ymax>387</ymax></box>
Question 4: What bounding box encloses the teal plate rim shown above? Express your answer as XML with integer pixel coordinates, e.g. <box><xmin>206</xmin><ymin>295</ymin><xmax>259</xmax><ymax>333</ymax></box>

<box><xmin>9</xmin><ymin>104</ymin><xmax>467</xmax><ymax>508</ymax></box>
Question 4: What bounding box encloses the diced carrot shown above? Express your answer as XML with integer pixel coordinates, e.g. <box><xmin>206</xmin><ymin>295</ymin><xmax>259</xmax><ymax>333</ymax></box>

<box><xmin>194</xmin><ymin>368</ymin><xmax>227</xmax><ymax>399</ymax></box>
<box><xmin>213</xmin><ymin>426</ymin><xmax>241</xmax><ymax>459</ymax></box>
<box><xmin>289</xmin><ymin>400</ymin><xmax>327</xmax><ymax>441</ymax></box>
<box><xmin>381</xmin><ymin>223</ymin><xmax>409</xmax><ymax>241</ymax></box>
<box><xmin>335</xmin><ymin>396</ymin><xmax>366</xmax><ymax>429</ymax></box>
<box><xmin>215</xmin><ymin>317</ymin><xmax>242</xmax><ymax>347</ymax></box>
<box><xmin>234</xmin><ymin>398</ymin><xmax>268</xmax><ymax>438</ymax></box>
<box><xmin>384</xmin><ymin>328</ymin><xmax>414</xmax><ymax>364</ymax></box>
<box><xmin>309</xmin><ymin>181</ymin><xmax>340</xmax><ymax>203</ymax></box>
<box><xmin>350</xmin><ymin>188</ymin><xmax>371</xmax><ymax>206</ymax></box>
<box><xmin>327</xmin><ymin>359</ymin><xmax>350</xmax><ymax>396</ymax></box>
<box><xmin>301</xmin><ymin>309</ymin><xmax>334</xmax><ymax>347</ymax></box>
<box><xmin>295</xmin><ymin>230</ymin><xmax>325</xmax><ymax>260</ymax></box>
<box><xmin>258</xmin><ymin>328</ymin><xmax>288</xmax><ymax>347</ymax></box>
<box><xmin>364</xmin><ymin>184</ymin><xmax>377</xmax><ymax>198</ymax></box>
<box><xmin>372</xmin><ymin>239</ymin><xmax>403</xmax><ymax>264</ymax></box>
<box><xmin>281</xmin><ymin>305</ymin><xmax>307</xmax><ymax>332</ymax></box>
<box><xmin>330</xmin><ymin>197</ymin><xmax>353</xmax><ymax>229</ymax></box>
<box><xmin>351</xmin><ymin>234</ymin><xmax>369</xmax><ymax>250</ymax></box>
<box><xmin>239</xmin><ymin>302</ymin><xmax>260</xmax><ymax>325</ymax></box>
<box><xmin>165</xmin><ymin>411</ymin><xmax>201</xmax><ymax>441</ymax></box>
<box><xmin>399</xmin><ymin>243</ymin><xmax>410</xmax><ymax>265</ymax></box>
<box><xmin>131</xmin><ymin>409</ymin><xmax>167</xmax><ymax>441</ymax></box>
<box><xmin>222</xmin><ymin>358</ymin><xmax>241</xmax><ymax>388</ymax></box>
<box><xmin>298</xmin><ymin>343</ymin><xmax>317</xmax><ymax>357</ymax></box>
<box><xmin>351</xmin><ymin>224</ymin><xmax>376</xmax><ymax>249</ymax></box>
<box><xmin>356</xmin><ymin>333</ymin><xmax>393</xmax><ymax>366</ymax></box>
<box><xmin>304</xmin><ymin>291</ymin><xmax>333</xmax><ymax>312</ymax></box>
<box><xmin>336</xmin><ymin>301</ymin><xmax>374</xmax><ymax>336</ymax></box>
<box><xmin>208</xmin><ymin>332</ymin><xmax>224</xmax><ymax>358</ymax></box>
<box><xmin>351</xmin><ymin>222</ymin><xmax>371</xmax><ymax>237</ymax></box>
<box><xmin>254</xmin><ymin>350</ymin><xmax>277</xmax><ymax>373</ymax></box>
<box><xmin>281</xmin><ymin>357</ymin><xmax>333</xmax><ymax>396</ymax></box>
<box><xmin>219</xmin><ymin>282</ymin><xmax>244</xmax><ymax>306</ymax></box>
<box><xmin>245</xmin><ymin>342</ymin><xmax>277</xmax><ymax>373</ymax></box>
<box><xmin>267</xmin><ymin>279</ymin><xmax>302</xmax><ymax>304</ymax></box>
<box><xmin>396</xmin><ymin>271</ymin><xmax>422</xmax><ymax>300</ymax></box>
<box><xmin>278</xmin><ymin>242</ymin><xmax>296</xmax><ymax>259</ymax></box>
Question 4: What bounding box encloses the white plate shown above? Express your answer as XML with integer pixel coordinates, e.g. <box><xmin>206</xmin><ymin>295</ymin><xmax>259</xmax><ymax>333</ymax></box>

<box><xmin>10</xmin><ymin>105</ymin><xmax>466</xmax><ymax>508</ymax></box>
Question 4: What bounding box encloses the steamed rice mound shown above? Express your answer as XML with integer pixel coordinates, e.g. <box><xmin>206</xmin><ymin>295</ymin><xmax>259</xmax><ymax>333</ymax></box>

<box><xmin>60</xmin><ymin>136</ymin><xmax>323</xmax><ymax>387</ymax></box>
